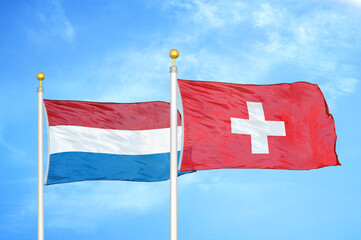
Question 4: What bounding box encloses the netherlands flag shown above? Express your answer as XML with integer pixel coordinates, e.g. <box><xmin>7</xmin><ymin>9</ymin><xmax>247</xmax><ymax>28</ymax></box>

<box><xmin>44</xmin><ymin>100</ymin><xmax>185</xmax><ymax>185</ymax></box>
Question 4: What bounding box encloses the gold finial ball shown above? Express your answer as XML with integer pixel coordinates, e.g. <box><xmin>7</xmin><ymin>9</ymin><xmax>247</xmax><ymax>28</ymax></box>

<box><xmin>169</xmin><ymin>49</ymin><xmax>179</xmax><ymax>60</ymax></box>
<box><xmin>36</xmin><ymin>72</ymin><xmax>45</xmax><ymax>81</ymax></box>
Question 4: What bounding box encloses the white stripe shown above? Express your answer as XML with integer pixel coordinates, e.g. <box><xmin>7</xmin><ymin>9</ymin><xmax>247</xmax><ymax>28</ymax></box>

<box><xmin>49</xmin><ymin>125</ymin><xmax>182</xmax><ymax>155</ymax></box>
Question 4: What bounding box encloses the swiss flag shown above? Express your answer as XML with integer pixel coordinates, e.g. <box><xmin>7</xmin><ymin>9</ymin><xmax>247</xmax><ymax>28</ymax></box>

<box><xmin>178</xmin><ymin>79</ymin><xmax>340</xmax><ymax>172</ymax></box>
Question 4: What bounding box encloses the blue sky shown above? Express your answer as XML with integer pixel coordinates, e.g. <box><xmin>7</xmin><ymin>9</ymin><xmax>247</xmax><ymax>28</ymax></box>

<box><xmin>1</xmin><ymin>0</ymin><xmax>361</xmax><ymax>239</ymax></box>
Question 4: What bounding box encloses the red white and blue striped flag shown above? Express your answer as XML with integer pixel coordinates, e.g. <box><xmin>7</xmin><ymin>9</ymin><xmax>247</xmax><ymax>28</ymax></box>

<box><xmin>44</xmin><ymin>100</ymin><xmax>185</xmax><ymax>185</ymax></box>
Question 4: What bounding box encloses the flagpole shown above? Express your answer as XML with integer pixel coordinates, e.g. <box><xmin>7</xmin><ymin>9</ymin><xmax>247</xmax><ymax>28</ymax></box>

<box><xmin>169</xmin><ymin>49</ymin><xmax>179</xmax><ymax>240</ymax></box>
<box><xmin>37</xmin><ymin>72</ymin><xmax>45</xmax><ymax>240</ymax></box>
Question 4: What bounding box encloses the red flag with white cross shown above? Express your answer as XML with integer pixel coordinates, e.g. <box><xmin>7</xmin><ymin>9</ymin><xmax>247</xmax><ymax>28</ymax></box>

<box><xmin>178</xmin><ymin>79</ymin><xmax>340</xmax><ymax>172</ymax></box>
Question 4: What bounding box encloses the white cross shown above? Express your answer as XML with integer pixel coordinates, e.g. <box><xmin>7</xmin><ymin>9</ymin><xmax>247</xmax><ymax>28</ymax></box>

<box><xmin>231</xmin><ymin>102</ymin><xmax>286</xmax><ymax>154</ymax></box>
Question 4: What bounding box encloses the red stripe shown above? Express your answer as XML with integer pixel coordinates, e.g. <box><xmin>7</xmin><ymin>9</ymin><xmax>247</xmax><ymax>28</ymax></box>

<box><xmin>44</xmin><ymin>100</ymin><xmax>181</xmax><ymax>130</ymax></box>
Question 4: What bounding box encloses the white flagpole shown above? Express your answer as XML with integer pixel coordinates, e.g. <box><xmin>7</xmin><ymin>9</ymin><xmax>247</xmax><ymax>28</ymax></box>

<box><xmin>37</xmin><ymin>72</ymin><xmax>45</xmax><ymax>240</ymax></box>
<box><xmin>169</xmin><ymin>49</ymin><xmax>179</xmax><ymax>240</ymax></box>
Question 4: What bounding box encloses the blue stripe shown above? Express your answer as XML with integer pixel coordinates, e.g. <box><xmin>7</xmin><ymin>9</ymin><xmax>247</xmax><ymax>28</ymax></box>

<box><xmin>46</xmin><ymin>152</ymin><xmax>192</xmax><ymax>185</ymax></box>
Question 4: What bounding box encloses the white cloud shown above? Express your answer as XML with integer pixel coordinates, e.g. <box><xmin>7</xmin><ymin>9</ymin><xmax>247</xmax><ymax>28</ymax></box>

<box><xmin>45</xmin><ymin>0</ymin><xmax>360</xmax><ymax>114</ymax></box>
<box><xmin>253</xmin><ymin>2</ymin><xmax>284</xmax><ymax>28</ymax></box>
<box><xmin>44</xmin><ymin>181</ymin><xmax>168</xmax><ymax>229</ymax></box>
<box><xmin>52</xmin><ymin>0</ymin><xmax>357</xmax><ymax>107</ymax></box>
<box><xmin>29</xmin><ymin>0</ymin><xmax>75</xmax><ymax>43</ymax></box>
<box><xmin>333</xmin><ymin>0</ymin><xmax>361</xmax><ymax>7</ymax></box>
<box><xmin>248</xmin><ymin>3</ymin><xmax>361</xmax><ymax>108</ymax></box>
<box><xmin>338</xmin><ymin>78</ymin><xmax>358</xmax><ymax>93</ymax></box>
<box><xmin>0</xmin><ymin>127</ymin><xmax>26</xmax><ymax>161</ymax></box>
<box><xmin>320</xmin><ymin>77</ymin><xmax>359</xmax><ymax>108</ymax></box>
<box><xmin>92</xmin><ymin>48</ymin><xmax>172</xmax><ymax>103</ymax></box>
<box><xmin>6</xmin><ymin>181</ymin><xmax>169</xmax><ymax>231</ymax></box>
<box><xmin>165</xmin><ymin>0</ymin><xmax>246</xmax><ymax>28</ymax></box>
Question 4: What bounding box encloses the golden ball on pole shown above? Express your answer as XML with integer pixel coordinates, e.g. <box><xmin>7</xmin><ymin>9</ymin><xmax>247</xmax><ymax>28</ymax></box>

<box><xmin>169</xmin><ymin>49</ymin><xmax>179</xmax><ymax>66</ymax></box>
<box><xmin>37</xmin><ymin>72</ymin><xmax>45</xmax><ymax>81</ymax></box>
<box><xmin>169</xmin><ymin>49</ymin><xmax>179</xmax><ymax>59</ymax></box>
<box><xmin>37</xmin><ymin>72</ymin><xmax>45</xmax><ymax>87</ymax></box>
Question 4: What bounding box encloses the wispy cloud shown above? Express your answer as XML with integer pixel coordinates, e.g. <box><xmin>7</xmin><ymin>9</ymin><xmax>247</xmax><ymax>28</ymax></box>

<box><xmin>163</xmin><ymin>0</ymin><xmax>359</xmax><ymax>83</ymax></box>
<box><xmin>48</xmin><ymin>46</ymin><xmax>174</xmax><ymax>103</ymax></box>
<box><xmin>28</xmin><ymin>0</ymin><xmax>75</xmax><ymax>43</ymax></box>
<box><xmin>45</xmin><ymin>181</ymin><xmax>168</xmax><ymax>229</ymax></box>
<box><xmin>6</xmin><ymin>181</ymin><xmax>169</xmax><ymax>231</ymax></box>
<box><xmin>76</xmin><ymin>0</ymin><xmax>360</xmax><ymax>109</ymax></box>
<box><xmin>332</xmin><ymin>0</ymin><xmax>361</xmax><ymax>8</ymax></box>
<box><xmin>165</xmin><ymin>0</ymin><xmax>246</xmax><ymax>28</ymax></box>
<box><xmin>320</xmin><ymin>77</ymin><xmax>358</xmax><ymax>107</ymax></box>
<box><xmin>253</xmin><ymin>2</ymin><xmax>285</xmax><ymax>28</ymax></box>
<box><xmin>95</xmin><ymin>48</ymin><xmax>172</xmax><ymax>103</ymax></box>
<box><xmin>0</xmin><ymin>127</ymin><xmax>26</xmax><ymax>161</ymax></box>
